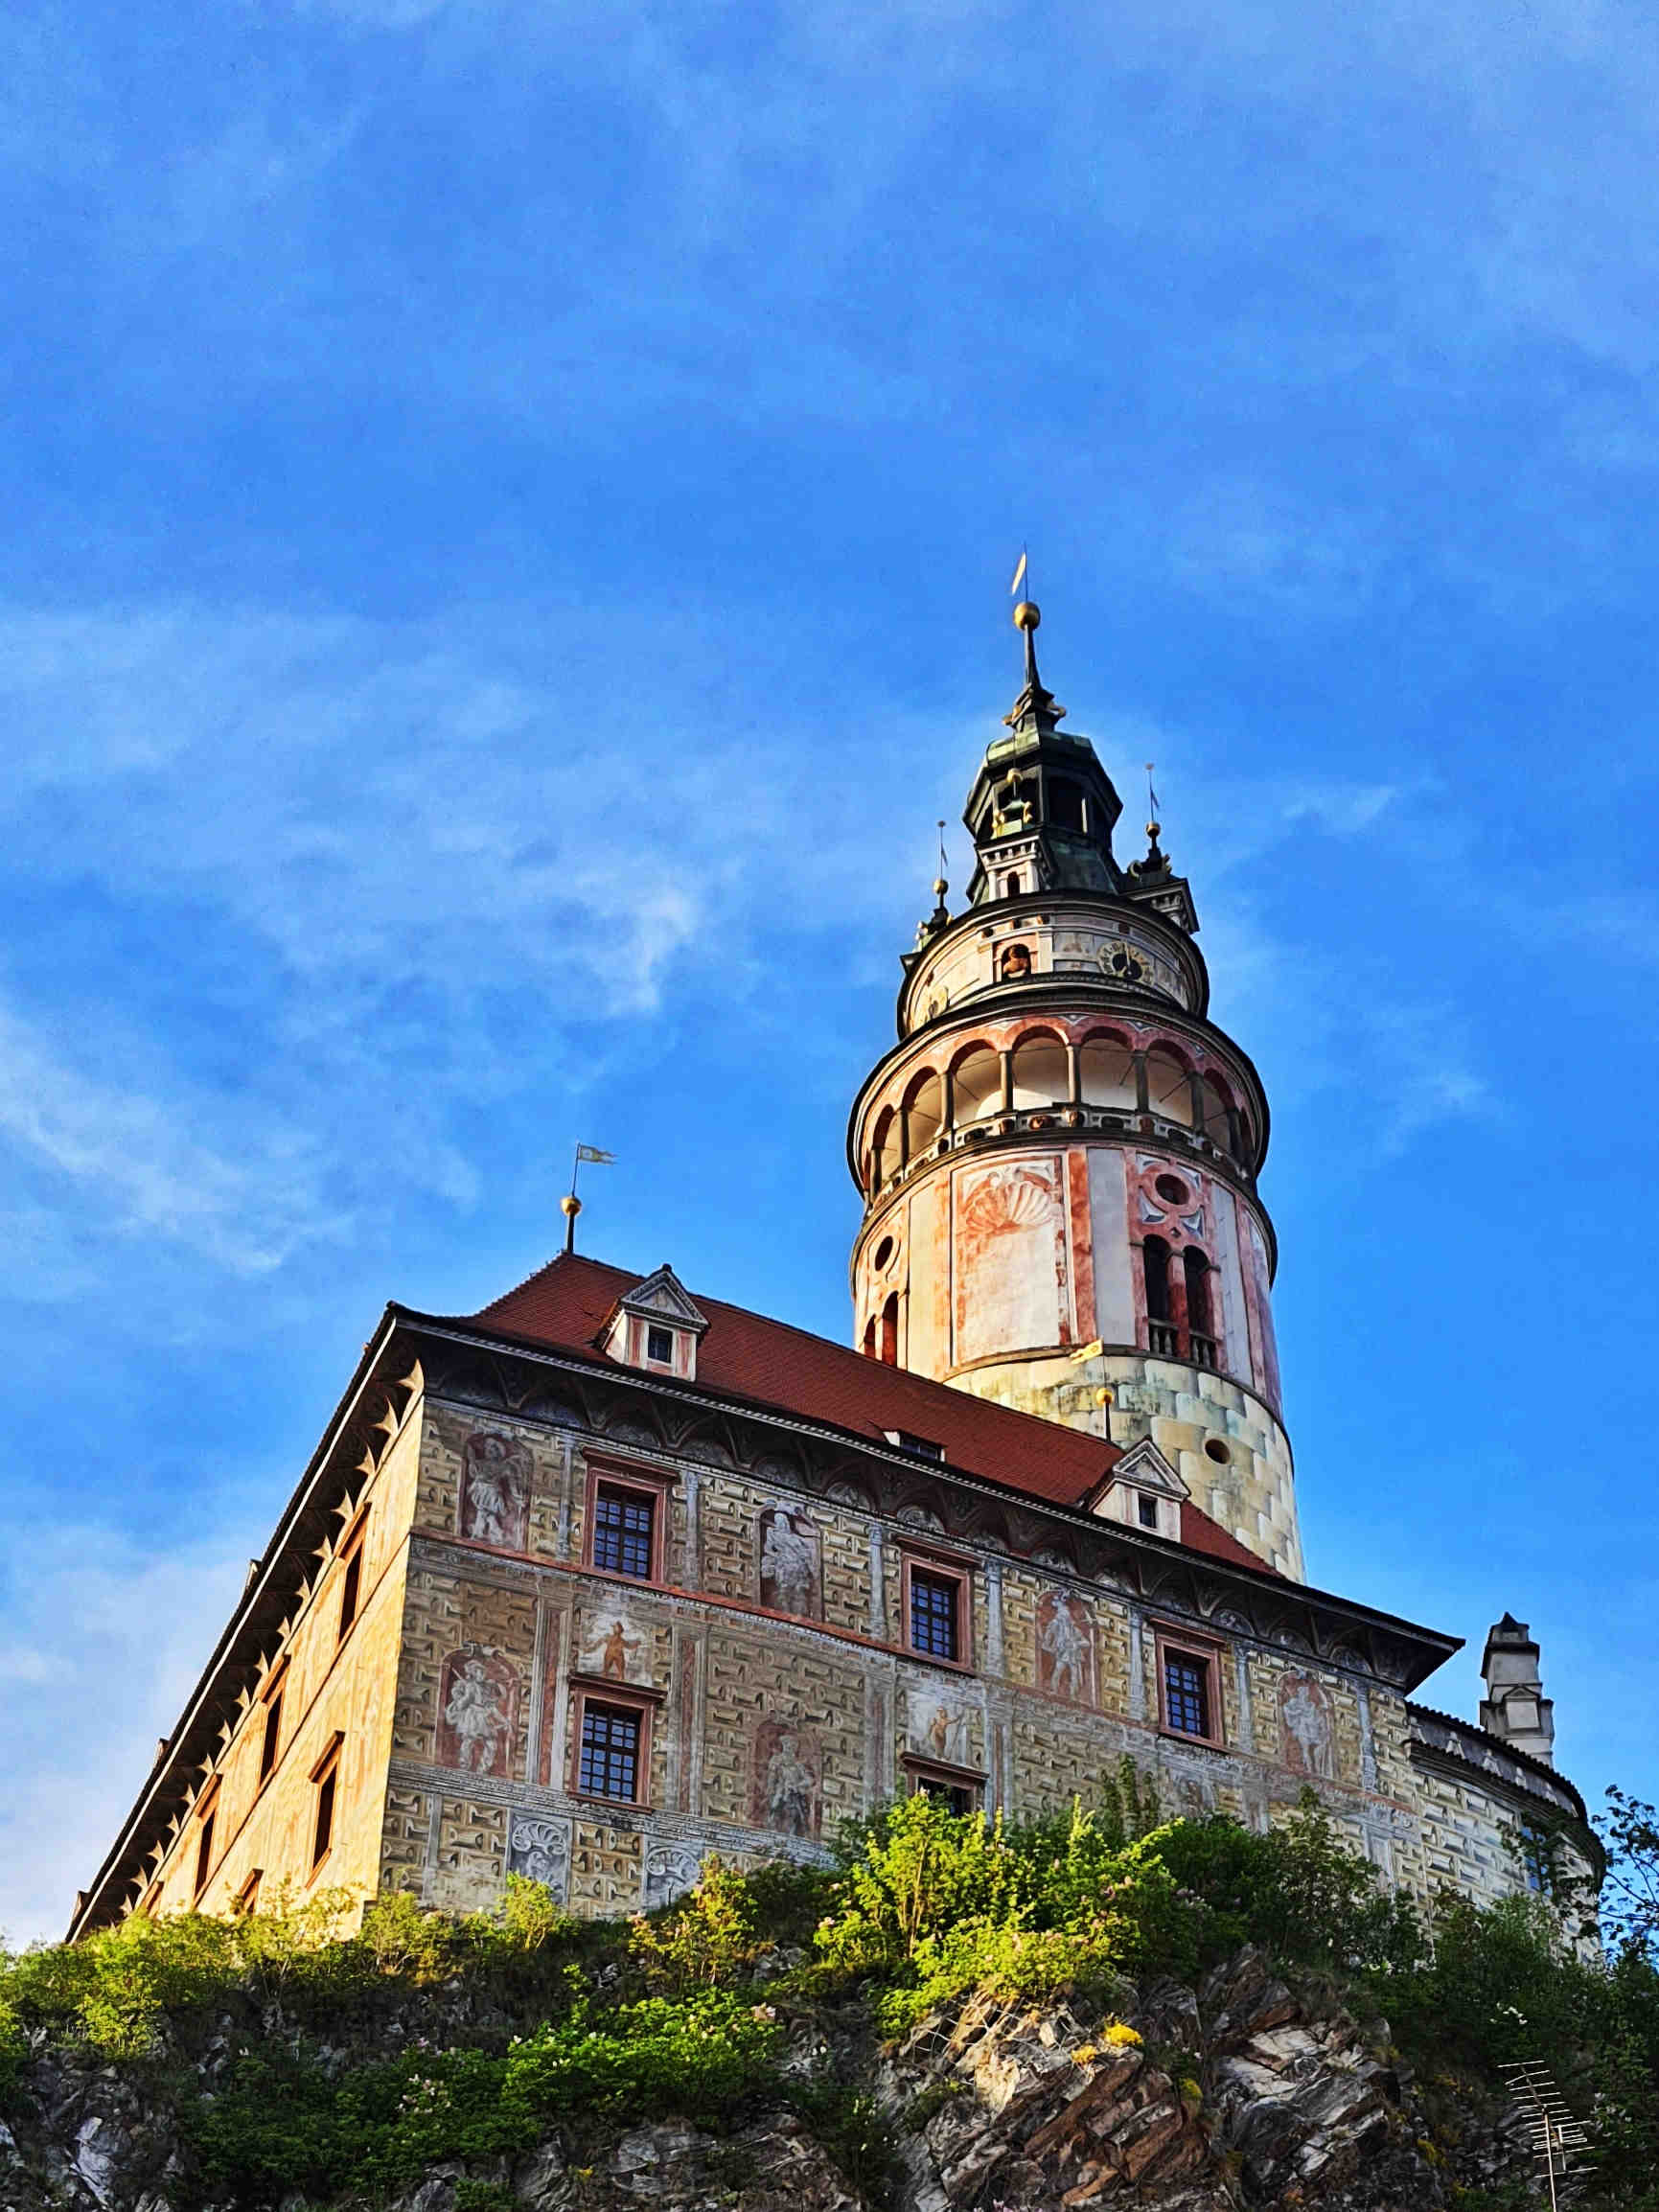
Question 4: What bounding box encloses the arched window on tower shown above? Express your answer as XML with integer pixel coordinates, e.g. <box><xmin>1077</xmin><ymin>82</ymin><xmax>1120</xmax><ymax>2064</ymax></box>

<box><xmin>902</xmin><ymin>1070</ymin><xmax>943</xmax><ymax>1158</ymax></box>
<box><xmin>880</xmin><ymin>1292</ymin><xmax>899</xmax><ymax>1367</ymax></box>
<box><xmin>1079</xmin><ymin>1032</ymin><xmax>1137</xmax><ymax>1112</ymax></box>
<box><xmin>870</xmin><ymin>1105</ymin><xmax>898</xmax><ymax>1188</ymax></box>
<box><xmin>1150</xmin><ymin>1238</ymin><xmax>1176</xmax><ymax>1318</ymax></box>
<box><xmin>1145</xmin><ymin>1048</ymin><xmax>1195</xmax><ymax>1127</ymax></box>
<box><xmin>863</xmin><ymin>1314</ymin><xmax>877</xmax><ymax>1359</ymax></box>
<box><xmin>1002</xmin><ymin>872</ymin><xmax>1024</xmax><ymax>898</ymax></box>
<box><xmin>951</xmin><ymin>1043</ymin><xmax>1002</xmax><ymax>1125</ymax></box>
<box><xmin>1200</xmin><ymin>1074</ymin><xmax>1235</xmax><ymax>1158</ymax></box>
<box><xmin>1183</xmin><ymin>1249</ymin><xmax>1215</xmax><ymax>1368</ymax></box>
<box><xmin>1010</xmin><ymin>1030</ymin><xmax>1067</xmax><ymax>1109</ymax></box>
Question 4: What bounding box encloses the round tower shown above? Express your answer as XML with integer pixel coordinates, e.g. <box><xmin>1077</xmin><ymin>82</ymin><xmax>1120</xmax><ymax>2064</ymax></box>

<box><xmin>847</xmin><ymin>605</ymin><xmax>1303</xmax><ymax>1580</ymax></box>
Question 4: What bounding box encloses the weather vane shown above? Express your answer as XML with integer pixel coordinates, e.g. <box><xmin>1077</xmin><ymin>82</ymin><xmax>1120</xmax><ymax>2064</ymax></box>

<box><xmin>562</xmin><ymin>1141</ymin><xmax>615</xmax><ymax>1255</ymax></box>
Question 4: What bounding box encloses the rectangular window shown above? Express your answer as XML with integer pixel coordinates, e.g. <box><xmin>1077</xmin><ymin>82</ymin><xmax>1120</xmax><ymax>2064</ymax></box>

<box><xmin>579</xmin><ymin>1701</ymin><xmax>642</xmax><ymax>1802</ymax></box>
<box><xmin>1138</xmin><ymin>1495</ymin><xmax>1160</xmax><ymax>1530</ymax></box>
<box><xmin>911</xmin><ymin>1772</ymin><xmax>979</xmax><ymax>1817</ymax></box>
<box><xmin>909</xmin><ymin>1568</ymin><xmax>961</xmax><ymax>1661</ymax></box>
<box><xmin>337</xmin><ymin>1513</ymin><xmax>368</xmax><ymax>1642</ymax></box>
<box><xmin>258</xmin><ymin>1661</ymin><xmax>288</xmax><ymax>1786</ymax></box>
<box><xmin>194</xmin><ymin>1802</ymin><xmax>218</xmax><ymax>1897</ymax></box>
<box><xmin>592</xmin><ymin>1485</ymin><xmax>656</xmax><ymax>1579</ymax></box>
<box><xmin>1519</xmin><ymin>1821</ymin><xmax>1555</xmax><ymax>1897</ymax></box>
<box><xmin>645</xmin><ymin>1324</ymin><xmax>674</xmax><ymax>1365</ymax></box>
<box><xmin>311</xmin><ymin>1735</ymin><xmax>343</xmax><ymax>1871</ymax></box>
<box><xmin>1163</xmin><ymin>1648</ymin><xmax>1212</xmax><ymax>1739</ymax></box>
<box><xmin>235</xmin><ymin>1868</ymin><xmax>263</xmax><ymax>1916</ymax></box>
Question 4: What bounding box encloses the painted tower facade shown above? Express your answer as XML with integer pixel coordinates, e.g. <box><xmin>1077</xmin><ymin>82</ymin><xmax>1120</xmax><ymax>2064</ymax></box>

<box><xmin>848</xmin><ymin>605</ymin><xmax>1303</xmax><ymax>1581</ymax></box>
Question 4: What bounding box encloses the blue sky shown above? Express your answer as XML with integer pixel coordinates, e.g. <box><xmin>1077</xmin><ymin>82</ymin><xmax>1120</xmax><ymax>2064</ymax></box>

<box><xmin>4</xmin><ymin>0</ymin><xmax>1657</xmax><ymax>1943</ymax></box>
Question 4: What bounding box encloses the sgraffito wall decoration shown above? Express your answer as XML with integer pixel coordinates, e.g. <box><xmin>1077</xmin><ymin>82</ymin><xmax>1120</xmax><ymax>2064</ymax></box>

<box><xmin>757</xmin><ymin>1507</ymin><xmax>822</xmax><ymax>1619</ymax></box>
<box><xmin>436</xmin><ymin>1645</ymin><xmax>519</xmax><ymax>1779</ymax></box>
<box><xmin>750</xmin><ymin>1715</ymin><xmax>822</xmax><ymax>1839</ymax></box>
<box><xmin>1035</xmin><ymin>1588</ymin><xmax>1096</xmax><ymax>1704</ymax></box>
<box><xmin>953</xmin><ymin>1157</ymin><xmax>1071</xmax><ymax>1365</ymax></box>
<box><xmin>459</xmin><ymin>1432</ymin><xmax>532</xmax><ymax>1551</ymax></box>
<box><xmin>1279</xmin><ymin>1672</ymin><xmax>1337</xmax><ymax>1781</ymax></box>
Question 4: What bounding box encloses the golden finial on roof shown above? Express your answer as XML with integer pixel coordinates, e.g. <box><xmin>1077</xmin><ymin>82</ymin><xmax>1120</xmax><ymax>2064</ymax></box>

<box><xmin>1013</xmin><ymin>599</ymin><xmax>1040</xmax><ymax>632</ymax></box>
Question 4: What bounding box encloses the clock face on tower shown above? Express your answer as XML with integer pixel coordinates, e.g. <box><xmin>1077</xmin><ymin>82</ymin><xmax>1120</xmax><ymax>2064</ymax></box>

<box><xmin>1099</xmin><ymin>940</ymin><xmax>1147</xmax><ymax>984</ymax></box>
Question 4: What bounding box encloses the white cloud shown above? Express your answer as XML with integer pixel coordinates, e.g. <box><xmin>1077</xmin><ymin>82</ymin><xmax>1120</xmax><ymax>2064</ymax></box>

<box><xmin>0</xmin><ymin>997</ymin><xmax>333</xmax><ymax>1276</ymax></box>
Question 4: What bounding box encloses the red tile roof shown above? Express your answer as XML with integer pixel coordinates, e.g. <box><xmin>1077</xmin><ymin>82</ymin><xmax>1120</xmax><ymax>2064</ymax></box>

<box><xmin>461</xmin><ymin>1253</ymin><xmax>1276</xmax><ymax>1578</ymax></box>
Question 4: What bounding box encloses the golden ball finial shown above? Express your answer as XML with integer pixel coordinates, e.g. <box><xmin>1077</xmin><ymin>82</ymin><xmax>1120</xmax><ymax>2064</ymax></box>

<box><xmin>560</xmin><ymin>1192</ymin><xmax>583</xmax><ymax>1219</ymax></box>
<box><xmin>933</xmin><ymin>876</ymin><xmax>948</xmax><ymax>898</ymax></box>
<box><xmin>1013</xmin><ymin>599</ymin><xmax>1040</xmax><ymax>632</ymax></box>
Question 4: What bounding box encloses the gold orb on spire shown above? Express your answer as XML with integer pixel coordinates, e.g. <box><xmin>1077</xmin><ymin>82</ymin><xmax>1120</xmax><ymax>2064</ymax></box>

<box><xmin>560</xmin><ymin>1192</ymin><xmax>583</xmax><ymax>1219</ymax></box>
<box><xmin>1013</xmin><ymin>599</ymin><xmax>1041</xmax><ymax>632</ymax></box>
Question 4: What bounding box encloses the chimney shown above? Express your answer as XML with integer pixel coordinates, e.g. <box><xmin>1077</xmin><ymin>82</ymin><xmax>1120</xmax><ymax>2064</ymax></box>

<box><xmin>1479</xmin><ymin>1613</ymin><xmax>1555</xmax><ymax>1766</ymax></box>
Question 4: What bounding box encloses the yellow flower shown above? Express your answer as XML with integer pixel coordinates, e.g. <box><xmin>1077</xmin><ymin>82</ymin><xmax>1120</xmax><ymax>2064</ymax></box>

<box><xmin>1103</xmin><ymin>2021</ymin><xmax>1142</xmax><ymax>2048</ymax></box>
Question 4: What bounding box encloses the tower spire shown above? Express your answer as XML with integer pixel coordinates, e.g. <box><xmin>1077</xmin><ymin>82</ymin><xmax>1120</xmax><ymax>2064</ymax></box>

<box><xmin>1004</xmin><ymin>598</ymin><xmax>1066</xmax><ymax>737</ymax></box>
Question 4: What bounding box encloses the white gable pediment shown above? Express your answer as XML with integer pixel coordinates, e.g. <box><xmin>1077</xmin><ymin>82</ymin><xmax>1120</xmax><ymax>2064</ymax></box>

<box><xmin>1107</xmin><ymin>1437</ymin><xmax>1189</xmax><ymax>1501</ymax></box>
<box><xmin>619</xmin><ymin>1265</ymin><xmax>709</xmax><ymax>1335</ymax></box>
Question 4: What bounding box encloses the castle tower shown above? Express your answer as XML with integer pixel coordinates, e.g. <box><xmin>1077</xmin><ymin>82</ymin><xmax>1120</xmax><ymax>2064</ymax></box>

<box><xmin>847</xmin><ymin>604</ymin><xmax>1303</xmax><ymax>1579</ymax></box>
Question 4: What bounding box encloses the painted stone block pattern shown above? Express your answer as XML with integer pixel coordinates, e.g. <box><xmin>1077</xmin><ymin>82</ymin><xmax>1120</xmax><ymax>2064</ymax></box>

<box><xmin>394</xmin><ymin>1563</ymin><xmax>537</xmax><ymax>1781</ymax></box>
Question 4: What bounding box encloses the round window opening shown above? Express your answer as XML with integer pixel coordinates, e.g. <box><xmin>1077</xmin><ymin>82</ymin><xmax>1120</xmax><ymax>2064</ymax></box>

<box><xmin>873</xmin><ymin>1236</ymin><xmax>895</xmax><ymax>1272</ymax></box>
<box><xmin>1154</xmin><ymin>1173</ymin><xmax>1190</xmax><ymax>1206</ymax></box>
<box><xmin>1204</xmin><ymin>1439</ymin><xmax>1231</xmax><ymax>1464</ymax></box>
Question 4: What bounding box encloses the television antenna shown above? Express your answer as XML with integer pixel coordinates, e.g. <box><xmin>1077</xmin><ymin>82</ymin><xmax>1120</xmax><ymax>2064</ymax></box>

<box><xmin>1500</xmin><ymin>2061</ymin><xmax>1589</xmax><ymax>2210</ymax></box>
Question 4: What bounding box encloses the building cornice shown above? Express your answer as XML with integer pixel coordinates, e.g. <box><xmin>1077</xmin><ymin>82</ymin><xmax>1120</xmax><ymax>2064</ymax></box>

<box><xmin>66</xmin><ymin>1310</ymin><xmax>419</xmax><ymax>1940</ymax></box>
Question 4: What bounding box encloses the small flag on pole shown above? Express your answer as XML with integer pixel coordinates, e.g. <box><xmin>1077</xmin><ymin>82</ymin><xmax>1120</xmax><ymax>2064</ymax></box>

<box><xmin>575</xmin><ymin>1144</ymin><xmax>616</xmax><ymax>1165</ymax></box>
<box><xmin>1145</xmin><ymin>762</ymin><xmax>1160</xmax><ymax>818</ymax></box>
<box><xmin>1009</xmin><ymin>548</ymin><xmax>1028</xmax><ymax>597</ymax></box>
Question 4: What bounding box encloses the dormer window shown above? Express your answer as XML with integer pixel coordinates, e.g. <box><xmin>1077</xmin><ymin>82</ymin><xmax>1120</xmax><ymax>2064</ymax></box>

<box><xmin>885</xmin><ymin>1430</ymin><xmax>945</xmax><ymax>1461</ymax></box>
<box><xmin>602</xmin><ymin>1264</ymin><xmax>710</xmax><ymax>1382</ymax></box>
<box><xmin>1084</xmin><ymin>1438</ymin><xmax>1189</xmax><ymax>1545</ymax></box>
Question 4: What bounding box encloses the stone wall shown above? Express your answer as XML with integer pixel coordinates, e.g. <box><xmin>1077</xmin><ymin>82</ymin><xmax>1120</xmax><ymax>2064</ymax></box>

<box><xmin>138</xmin><ymin>1388</ymin><xmax>426</xmax><ymax>1919</ymax></box>
<box><xmin>356</xmin><ymin>1393</ymin><xmax>1572</xmax><ymax>1925</ymax></box>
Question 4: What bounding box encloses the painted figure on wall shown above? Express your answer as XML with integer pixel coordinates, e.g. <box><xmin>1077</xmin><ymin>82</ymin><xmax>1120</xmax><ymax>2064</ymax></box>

<box><xmin>436</xmin><ymin>1647</ymin><xmax>518</xmax><ymax>1778</ymax></box>
<box><xmin>751</xmin><ymin>1716</ymin><xmax>821</xmax><ymax>1838</ymax></box>
<box><xmin>1036</xmin><ymin>1589</ymin><xmax>1094</xmax><ymax>1703</ymax></box>
<box><xmin>461</xmin><ymin>1432</ymin><xmax>532</xmax><ymax>1551</ymax></box>
<box><xmin>1279</xmin><ymin>1672</ymin><xmax>1336</xmax><ymax>1780</ymax></box>
<box><xmin>910</xmin><ymin>1687</ymin><xmax>971</xmax><ymax>1768</ymax></box>
<box><xmin>581</xmin><ymin>1613</ymin><xmax>643</xmax><ymax>1682</ymax></box>
<box><xmin>758</xmin><ymin>1508</ymin><xmax>821</xmax><ymax>1618</ymax></box>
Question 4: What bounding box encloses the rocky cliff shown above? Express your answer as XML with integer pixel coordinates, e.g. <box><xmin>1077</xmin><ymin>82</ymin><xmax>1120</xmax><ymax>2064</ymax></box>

<box><xmin>0</xmin><ymin>1947</ymin><xmax>1533</xmax><ymax>2212</ymax></box>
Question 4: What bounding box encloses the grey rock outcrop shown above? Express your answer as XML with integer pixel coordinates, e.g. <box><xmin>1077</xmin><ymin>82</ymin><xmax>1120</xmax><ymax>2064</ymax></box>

<box><xmin>0</xmin><ymin>1948</ymin><xmax>1536</xmax><ymax>2211</ymax></box>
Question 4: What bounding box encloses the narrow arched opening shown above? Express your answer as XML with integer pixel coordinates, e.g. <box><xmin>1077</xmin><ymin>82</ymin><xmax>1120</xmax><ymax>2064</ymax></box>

<box><xmin>902</xmin><ymin>1070</ymin><xmax>943</xmax><ymax>1158</ymax></box>
<box><xmin>1009</xmin><ymin>1030</ymin><xmax>1067</xmax><ymax>1110</ymax></box>
<box><xmin>1145</xmin><ymin>1047</ymin><xmax>1195</xmax><ymax>1127</ymax></box>
<box><xmin>1183</xmin><ymin>1248</ymin><xmax>1215</xmax><ymax>1366</ymax></box>
<box><xmin>951</xmin><ymin>1043</ymin><xmax>1001</xmax><ymax>1125</ymax></box>
<box><xmin>880</xmin><ymin>1291</ymin><xmax>899</xmax><ymax>1367</ymax></box>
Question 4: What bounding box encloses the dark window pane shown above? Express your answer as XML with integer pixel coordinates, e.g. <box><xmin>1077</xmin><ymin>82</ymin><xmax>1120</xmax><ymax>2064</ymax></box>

<box><xmin>1138</xmin><ymin>1496</ymin><xmax>1159</xmax><ymax>1530</ymax></box>
<box><xmin>580</xmin><ymin>1703</ymin><xmax>641</xmax><ymax>1801</ymax></box>
<box><xmin>338</xmin><ymin>1548</ymin><xmax>362</xmax><ymax>1636</ymax></box>
<box><xmin>312</xmin><ymin>1768</ymin><xmax>336</xmax><ymax>1865</ymax></box>
<box><xmin>260</xmin><ymin>1695</ymin><xmax>283</xmax><ymax>1783</ymax></box>
<box><xmin>646</xmin><ymin>1325</ymin><xmax>673</xmax><ymax>1364</ymax></box>
<box><xmin>914</xmin><ymin>1775</ymin><xmax>976</xmax><ymax>1817</ymax></box>
<box><xmin>910</xmin><ymin>1570</ymin><xmax>960</xmax><ymax>1661</ymax></box>
<box><xmin>195</xmin><ymin>1811</ymin><xmax>216</xmax><ymax>1895</ymax></box>
<box><xmin>1143</xmin><ymin>1236</ymin><xmax>1171</xmax><ymax>1323</ymax></box>
<box><xmin>1164</xmin><ymin>1652</ymin><xmax>1210</xmax><ymax>1738</ymax></box>
<box><xmin>593</xmin><ymin>1487</ymin><xmax>655</xmax><ymax>1579</ymax></box>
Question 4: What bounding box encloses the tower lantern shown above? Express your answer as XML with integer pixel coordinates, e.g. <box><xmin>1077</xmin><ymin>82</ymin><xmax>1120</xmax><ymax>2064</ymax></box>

<box><xmin>847</xmin><ymin>605</ymin><xmax>1302</xmax><ymax>1579</ymax></box>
